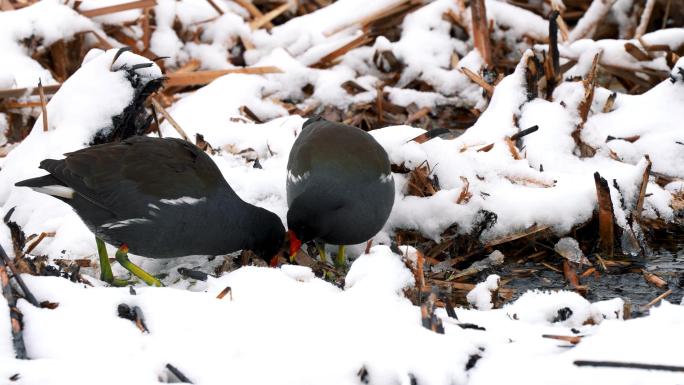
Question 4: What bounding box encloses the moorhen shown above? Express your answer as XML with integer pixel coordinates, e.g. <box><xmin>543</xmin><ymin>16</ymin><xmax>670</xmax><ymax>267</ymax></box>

<box><xmin>16</xmin><ymin>136</ymin><xmax>286</xmax><ymax>286</ymax></box>
<box><xmin>286</xmin><ymin>117</ymin><xmax>395</xmax><ymax>267</ymax></box>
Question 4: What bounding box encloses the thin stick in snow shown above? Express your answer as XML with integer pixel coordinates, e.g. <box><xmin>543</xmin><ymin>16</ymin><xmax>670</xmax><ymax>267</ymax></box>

<box><xmin>151</xmin><ymin>98</ymin><xmax>189</xmax><ymax>141</ymax></box>
<box><xmin>166</xmin><ymin>364</ymin><xmax>194</xmax><ymax>384</ymax></box>
<box><xmin>0</xmin><ymin>246</ymin><xmax>39</xmax><ymax>307</ymax></box>
<box><xmin>545</xmin><ymin>11</ymin><xmax>561</xmax><ymax>99</ymax></box>
<box><xmin>37</xmin><ymin>80</ymin><xmax>48</xmax><ymax>132</ymax></box>
<box><xmin>79</xmin><ymin>0</ymin><xmax>157</xmax><ymax>18</ymax></box>
<box><xmin>250</xmin><ymin>1</ymin><xmax>290</xmax><ymax>30</ymax></box>
<box><xmin>542</xmin><ymin>334</ymin><xmax>583</xmax><ymax>345</ymax></box>
<box><xmin>233</xmin><ymin>0</ymin><xmax>273</xmax><ymax>29</ymax></box>
<box><xmin>0</xmin><ymin>247</ymin><xmax>27</xmax><ymax>359</ymax></box>
<box><xmin>460</xmin><ymin>67</ymin><xmax>494</xmax><ymax>96</ymax></box>
<box><xmin>312</xmin><ymin>34</ymin><xmax>372</xmax><ymax>69</ymax></box>
<box><xmin>164</xmin><ymin>66</ymin><xmax>283</xmax><ymax>87</ymax></box>
<box><xmin>205</xmin><ymin>0</ymin><xmax>224</xmax><ymax>15</ymax></box>
<box><xmin>643</xmin><ymin>289</ymin><xmax>673</xmax><ymax>309</ymax></box>
<box><xmin>574</xmin><ymin>360</ymin><xmax>684</xmax><ymax>372</ymax></box>
<box><xmin>216</xmin><ymin>286</ymin><xmax>232</xmax><ymax>300</ymax></box>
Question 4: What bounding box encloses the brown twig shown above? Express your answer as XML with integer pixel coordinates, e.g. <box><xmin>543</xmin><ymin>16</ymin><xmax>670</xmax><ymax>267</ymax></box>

<box><xmin>624</xmin><ymin>42</ymin><xmax>650</xmax><ymax>61</ymax></box>
<box><xmin>151</xmin><ymin>98</ymin><xmax>189</xmax><ymax>141</ymax></box>
<box><xmin>312</xmin><ymin>34</ymin><xmax>372</xmax><ymax>68</ymax></box>
<box><xmin>542</xmin><ymin>334</ymin><xmax>583</xmax><ymax>344</ymax></box>
<box><xmin>250</xmin><ymin>1</ymin><xmax>290</xmax><ymax>30</ymax></box>
<box><xmin>642</xmin><ymin>269</ymin><xmax>668</xmax><ymax>289</ymax></box>
<box><xmin>643</xmin><ymin>289</ymin><xmax>673</xmax><ymax>309</ymax></box>
<box><xmin>545</xmin><ymin>11</ymin><xmax>561</xmax><ymax>99</ymax></box>
<box><xmin>376</xmin><ymin>83</ymin><xmax>384</xmax><ymax>126</ymax></box>
<box><xmin>470</xmin><ymin>0</ymin><xmax>492</xmax><ymax>67</ymax></box>
<box><xmin>233</xmin><ymin>0</ymin><xmax>273</xmax><ymax>29</ymax></box>
<box><xmin>164</xmin><ymin>67</ymin><xmax>283</xmax><ymax>87</ymax></box>
<box><xmin>324</xmin><ymin>0</ymin><xmax>412</xmax><ymax>37</ymax></box>
<box><xmin>460</xmin><ymin>67</ymin><xmax>494</xmax><ymax>96</ymax></box>
<box><xmin>79</xmin><ymin>0</ymin><xmax>156</xmax><ymax>18</ymax></box>
<box><xmin>216</xmin><ymin>286</ymin><xmax>233</xmax><ymax>300</ymax></box>
<box><xmin>0</xmin><ymin>84</ymin><xmax>61</xmax><ymax>100</ymax></box>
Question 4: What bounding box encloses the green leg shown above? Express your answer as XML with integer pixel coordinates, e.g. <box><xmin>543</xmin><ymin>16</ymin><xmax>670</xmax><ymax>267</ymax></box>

<box><xmin>96</xmin><ymin>237</ymin><xmax>114</xmax><ymax>283</ymax></box>
<box><xmin>316</xmin><ymin>242</ymin><xmax>329</xmax><ymax>263</ymax></box>
<box><xmin>115</xmin><ymin>245</ymin><xmax>163</xmax><ymax>287</ymax></box>
<box><xmin>335</xmin><ymin>245</ymin><xmax>346</xmax><ymax>269</ymax></box>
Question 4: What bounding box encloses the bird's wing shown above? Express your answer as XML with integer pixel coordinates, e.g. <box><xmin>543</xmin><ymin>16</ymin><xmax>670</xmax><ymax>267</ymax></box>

<box><xmin>41</xmin><ymin>137</ymin><xmax>232</xmax><ymax>218</ymax></box>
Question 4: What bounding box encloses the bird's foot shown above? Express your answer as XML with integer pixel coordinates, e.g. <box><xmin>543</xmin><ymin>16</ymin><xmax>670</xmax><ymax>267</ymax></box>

<box><xmin>115</xmin><ymin>245</ymin><xmax>164</xmax><ymax>287</ymax></box>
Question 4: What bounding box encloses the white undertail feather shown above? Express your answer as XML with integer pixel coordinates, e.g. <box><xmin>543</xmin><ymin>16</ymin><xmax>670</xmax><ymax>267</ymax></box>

<box><xmin>31</xmin><ymin>185</ymin><xmax>75</xmax><ymax>199</ymax></box>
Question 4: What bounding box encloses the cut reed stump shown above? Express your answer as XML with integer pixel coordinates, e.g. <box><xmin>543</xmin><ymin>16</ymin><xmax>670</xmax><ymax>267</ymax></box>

<box><xmin>594</xmin><ymin>172</ymin><xmax>615</xmax><ymax>257</ymax></box>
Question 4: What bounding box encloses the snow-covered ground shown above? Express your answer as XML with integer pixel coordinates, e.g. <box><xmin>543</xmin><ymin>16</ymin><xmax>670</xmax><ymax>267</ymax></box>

<box><xmin>2</xmin><ymin>247</ymin><xmax>684</xmax><ymax>384</ymax></box>
<box><xmin>1</xmin><ymin>0</ymin><xmax>683</xmax><ymax>383</ymax></box>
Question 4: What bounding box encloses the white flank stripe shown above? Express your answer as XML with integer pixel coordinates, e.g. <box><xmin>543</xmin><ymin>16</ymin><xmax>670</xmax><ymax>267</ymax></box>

<box><xmin>287</xmin><ymin>170</ymin><xmax>310</xmax><ymax>183</ymax></box>
<box><xmin>159</xmin><ymin>196</ymin><xmax>206</xmax><ymax>205</ymax></box>
<box><xmin>102</xmin><ymin>218</ymin><xmax>151</xmax><ymax>229</ymax></box>
<box><xmin>379</xmin><ymin>173</ymin><xmax>393</xmax><ymax>183</ymax></box>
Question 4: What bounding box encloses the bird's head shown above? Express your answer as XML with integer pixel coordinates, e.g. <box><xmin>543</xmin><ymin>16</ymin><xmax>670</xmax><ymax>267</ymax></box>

<box><xmin>286</xmin><ymin>206</ymin><xmax>324</xmax><ymax>262</ymax></box>
<box><xmin>249</xmin><ymin>208</ymin><xmax>287</xmax><ymax>266</ymax></box>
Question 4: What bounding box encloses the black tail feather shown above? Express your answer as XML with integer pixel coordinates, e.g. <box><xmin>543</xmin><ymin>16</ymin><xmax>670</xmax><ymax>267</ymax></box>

<box><xmin>15</xmin><ymin>174</ymin><xmax>64</xmax><ymax>188</ymax></box>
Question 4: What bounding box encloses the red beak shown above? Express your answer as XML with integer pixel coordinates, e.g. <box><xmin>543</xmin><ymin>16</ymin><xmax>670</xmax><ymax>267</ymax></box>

<box><xmin>288</xmin><ymin>230</ymin><xmax>302</xmax><ymax>262</ymax></box>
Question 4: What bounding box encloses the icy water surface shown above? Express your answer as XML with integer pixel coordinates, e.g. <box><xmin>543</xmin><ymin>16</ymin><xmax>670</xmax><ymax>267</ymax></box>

<box><xmin>497</xmin><ymin>240</ymin><xmax>684</xmax><ymax>313</ymax></box>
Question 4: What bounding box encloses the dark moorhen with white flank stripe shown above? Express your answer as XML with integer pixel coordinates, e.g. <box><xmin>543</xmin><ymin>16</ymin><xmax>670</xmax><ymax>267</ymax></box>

<box><xmin>16</xmin><ymin>136</ymin><xmax>286</xmax><ymax>286</ymax></box>
<box><xmin>286</xmin><ymin>117</ymin><xmax>395</xmax><ymax>267</ymax></box>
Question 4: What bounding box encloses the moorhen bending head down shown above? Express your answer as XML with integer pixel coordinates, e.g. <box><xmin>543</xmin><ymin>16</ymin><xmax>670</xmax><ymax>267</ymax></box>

<box><xmin>286</xmin><ymin>117</ymin><xmax>395</xmax><ymax>267</ymax></box>
<box><xmin>16</xmin><ymin>136</ymin><xmax>286</xmax><ymax>286</ymax></box>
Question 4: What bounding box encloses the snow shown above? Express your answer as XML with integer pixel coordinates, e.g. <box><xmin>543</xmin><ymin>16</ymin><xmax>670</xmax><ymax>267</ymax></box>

<box><xmin>467</xmin><ymin>274</ymin><xmax>500</xmax><ymax>310</ymax></box>
<box><xmin>2</xmin><ymin>247</ymin><xmax>683</xmax><ymax>384</ymax></box>
<box><xmin>1</xmin><ymin>0</ymin><xmax>684</xmax><ymax>383</ymax></box>
<box><xmin>0</xmin><ymin>0</ymin><xmax>94</xmax><ymax>88</ymax></box>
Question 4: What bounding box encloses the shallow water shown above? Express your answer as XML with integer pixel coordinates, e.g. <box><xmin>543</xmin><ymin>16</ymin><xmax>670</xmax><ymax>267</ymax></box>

<box><xmin>496</xmin><ymin>242</ymin><xmax>684</xmax><ymax>313</ymax></box>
